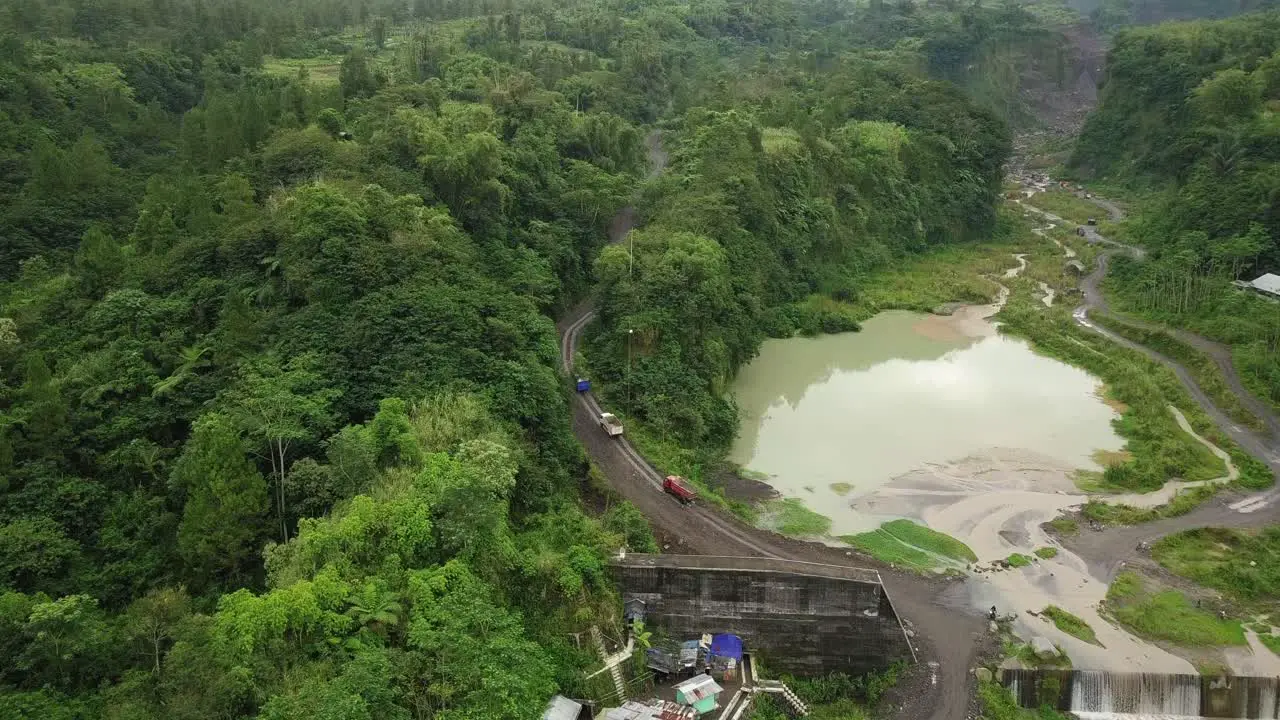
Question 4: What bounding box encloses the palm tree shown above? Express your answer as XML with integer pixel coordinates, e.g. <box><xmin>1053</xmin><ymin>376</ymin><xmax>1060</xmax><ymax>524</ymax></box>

<box><xmin>346</xmin><ymin>583</ymin><xmax>404</xmax><ymax>639</ymax></box>
<box><xmin>152</xmin><ymin>344</ymin><xmax>210</xmax><ymax>397</ymax></box>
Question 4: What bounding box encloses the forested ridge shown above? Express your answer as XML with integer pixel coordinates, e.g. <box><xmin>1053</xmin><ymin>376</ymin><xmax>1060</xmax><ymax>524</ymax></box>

<box><xmin>1</xmin><ymin>0</ymin><xmax>1026</xmax><ymax>715</ymax></box>
<box><xmin>1071</xmin><ymin>11</ymin><xmax>1280</xmax><ymax>414</ymax></box>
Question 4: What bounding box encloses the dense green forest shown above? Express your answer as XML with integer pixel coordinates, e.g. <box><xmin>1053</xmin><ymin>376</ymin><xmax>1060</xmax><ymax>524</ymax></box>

<box><xmin>0</xmin><ymin>0</ymin><xmax>1037</xmax><ymax>715</ymax></box>
<box><xmin>1071</xmin><ymin>11</ymin><xmax>1280</xmax><ymax>412</ymax></box>
<box><xmin>1083</xmin><ymin>0</ymin><xmax>1280</xmax><ymax>33</ymax></box>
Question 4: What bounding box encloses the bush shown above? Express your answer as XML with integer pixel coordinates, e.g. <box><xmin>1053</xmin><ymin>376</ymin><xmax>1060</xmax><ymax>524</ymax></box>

<box><xmin>602</xmin><ymin>502</ymin><xmax>659</xmax><ymax>553</ymax></box>
<box><xmin>1006</xmin><ymin>553</ymin><xmax>1033</xmax><ymax>568</ymax></box>
<box><xmin>1041</xmin><ymin>605</ymin><xmax>1099</xmax><ymax>645</ymax></box>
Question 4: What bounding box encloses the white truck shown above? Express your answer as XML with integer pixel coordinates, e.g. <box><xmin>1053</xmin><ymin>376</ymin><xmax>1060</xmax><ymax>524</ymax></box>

<box><xmin>598</xmin><ymin>412</ymin><xmax>624</xmax><ymax>437</ymax></box>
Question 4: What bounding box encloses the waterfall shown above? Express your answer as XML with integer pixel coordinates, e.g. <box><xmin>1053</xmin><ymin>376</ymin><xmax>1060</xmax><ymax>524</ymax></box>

<box><xmin>1000</xmin><ymin>669</ymin><xmax>1280</xmax><ymax>719</ymax></box>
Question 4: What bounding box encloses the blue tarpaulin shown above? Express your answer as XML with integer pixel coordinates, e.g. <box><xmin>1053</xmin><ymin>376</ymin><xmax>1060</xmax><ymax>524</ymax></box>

<box><xmin>707</xmin><ymin>634</ymin><xmax>743</xmax><ymax>662</ymax></box>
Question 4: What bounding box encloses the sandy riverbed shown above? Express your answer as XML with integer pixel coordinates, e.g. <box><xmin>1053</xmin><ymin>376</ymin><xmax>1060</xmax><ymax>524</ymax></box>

<box><xmin>859</xmin><ymin>201</ymin><xmax>1280</xmax><ymax>676</ymax></box>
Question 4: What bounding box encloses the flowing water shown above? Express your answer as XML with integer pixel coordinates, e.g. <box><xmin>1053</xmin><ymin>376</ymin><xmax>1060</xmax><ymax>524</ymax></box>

<box><xmin>727</xmin><ymin>309</ymin><xmax>1125</xmax><ymax>534</ymax></box>
<box><xmin>1003</xmin><ymin>669</ymin><xmax>1280</xmax><ymax>719</ymax></box>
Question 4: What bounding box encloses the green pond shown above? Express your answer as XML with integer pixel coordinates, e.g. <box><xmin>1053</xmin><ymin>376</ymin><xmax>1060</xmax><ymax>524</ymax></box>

<box><xmin>728</xmin><ymin>309</ymin><xmax>1124</xmax><ymax>534</ymax></box>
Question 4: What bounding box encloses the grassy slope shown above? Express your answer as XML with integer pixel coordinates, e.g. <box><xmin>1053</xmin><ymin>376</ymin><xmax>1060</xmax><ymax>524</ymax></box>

<box><xmin>761</xmin><ymin>497</ymin><xmax>832</xmax><ymax>537</ymax></box>
<box><xmin>1105</xmin><ymin>571</ymin><xmax>1246</xmax><ymax>646</ymax></box>
<box><xmin>1091</xmin><ymin>314</ymin><xmax>1266</xmax><ymax>431</ymax></box>
<box><xmin>841</xmin><ymin>520</ymin><xmax>977</xmax><ymax>573</ymax></box>
<box><xmin>1153</xmin><ymin>527</ymin><xmax>1280</xmax><ymax>606</ymax></box>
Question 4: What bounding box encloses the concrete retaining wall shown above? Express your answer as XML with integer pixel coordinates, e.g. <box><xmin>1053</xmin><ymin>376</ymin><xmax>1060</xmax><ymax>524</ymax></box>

<box><xmin>612</xmin><ymin>554</ymin><xmax>915</xmax><ymax>676</ymax></box>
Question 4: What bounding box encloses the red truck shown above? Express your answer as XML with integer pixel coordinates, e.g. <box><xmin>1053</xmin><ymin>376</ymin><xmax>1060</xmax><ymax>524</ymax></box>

<box><xmin>663</xmin><ymin>475</ymin><xmax>697</xmax><ymax>505</ymax></box>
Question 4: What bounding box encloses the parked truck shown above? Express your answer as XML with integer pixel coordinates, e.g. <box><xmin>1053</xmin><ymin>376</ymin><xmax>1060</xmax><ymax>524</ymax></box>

<box><xmin>599</xmin><ymin>412</ymin><xmax>624</xmax><ymax>437</ymax></box>
<box><xmin>663</xmin><ymin>475</ymin><xmax>697</xmax><ymax>504</ymax></box>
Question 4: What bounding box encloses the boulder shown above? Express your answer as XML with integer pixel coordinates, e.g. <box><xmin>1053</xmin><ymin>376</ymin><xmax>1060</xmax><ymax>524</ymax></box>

<box><xmin>1031</xmin><ymin>636</ymin><xmax>1057</xmax><ymax>659</ymax></box>
<box><xmin>974</xmin><ymin>667</ymin><xmax>994</xmax><ymax>683</ymax></box>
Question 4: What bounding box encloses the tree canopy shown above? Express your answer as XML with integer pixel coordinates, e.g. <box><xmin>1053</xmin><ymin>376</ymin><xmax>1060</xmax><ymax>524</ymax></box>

<box><xmin>0</xmin><ymin>0</ymin><xmax>1027</xmax><ymax>714</ymax></box>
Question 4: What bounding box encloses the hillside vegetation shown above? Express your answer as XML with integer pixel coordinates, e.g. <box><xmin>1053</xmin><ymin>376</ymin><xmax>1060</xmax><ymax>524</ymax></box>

<box><xmin>0</xmin><ymin>0</ymin><xmax>1043</xmax><ymax>716</ymax></box>
<box><xmin>1071</xmin><ymin>12</ymin><xmax>1280</xmax><ymax>414</ymax></box>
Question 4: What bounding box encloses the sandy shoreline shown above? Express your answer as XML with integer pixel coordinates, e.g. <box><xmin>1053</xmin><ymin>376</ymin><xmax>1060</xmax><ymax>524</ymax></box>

<box><xmin>849</xmin><ymin>242</ymin><xmax>1276</xmax><ymax>676</ymax></box>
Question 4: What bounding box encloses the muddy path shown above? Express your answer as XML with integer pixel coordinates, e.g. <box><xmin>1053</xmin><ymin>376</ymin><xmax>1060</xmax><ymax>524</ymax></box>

<box><xmin>560</xmin><ymin>132</ymin><xmax>986</xmax><ymax>720</ymax></box>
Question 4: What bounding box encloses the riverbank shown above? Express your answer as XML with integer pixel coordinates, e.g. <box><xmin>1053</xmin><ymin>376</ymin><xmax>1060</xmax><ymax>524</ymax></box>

<box><xmin>581</xmin><ymin>171</ymin><xmax>1280</xmax><ymax>679</ymax></box>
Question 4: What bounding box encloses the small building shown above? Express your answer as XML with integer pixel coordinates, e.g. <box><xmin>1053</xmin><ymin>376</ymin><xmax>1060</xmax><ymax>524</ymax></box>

<box><xmin>543</xmin><ymin>695</ymin><xmax>589</xmax><ymax>720</ymax></box>
<box><xmin>673</xmin><ymin>674</ymin><xmax>723</xmax><ymax>715</ymax></box>
<box><xmin>601</xmin><ymin>700</ymin><xmax>695</xmax><ymax>720</ymax></box>
<box><xmin>1248</xmin><ymin>273</ymin><xmax>1280</xmax><ymax>298</ymax></box>
<box><xmin>646</xmin><ymin>639</ymin><xmax>702</xmax><ymax>677</ymax></box>
<box><xmin>624</xmin><ymin>597</ymin><xmax>647</xmax><ymax>625</ymax></box>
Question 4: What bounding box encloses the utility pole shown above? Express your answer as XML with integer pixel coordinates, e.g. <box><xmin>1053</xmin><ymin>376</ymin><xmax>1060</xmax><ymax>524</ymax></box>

<box><xmin>629</xmin><ymin>231</ymin><xmax>634</xmax><ymax>278</ymax></box>
<box><xmin>627</xmin><ymin>328</ymin><xmax>634</xmax><ymax>410</ymax></box>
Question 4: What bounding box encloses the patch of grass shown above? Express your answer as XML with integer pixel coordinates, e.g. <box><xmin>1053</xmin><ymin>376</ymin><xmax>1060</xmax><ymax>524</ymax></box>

<box><xmin>814</xmin><ymin>236</ymin><xmax>1022</xmax><ymax>324</ymax></box>
<box><xmin>977</xmin><ymin>679</ymin><xmax>1073</xmax><ymax>719</ymax></box>
<box><xmin>829</xmin><ymin>482</ymin><xmax>853</xmax><ymax>496</ymax></box>
<box><xmin>1092</xmin><ymin>448</ymin><xmax>1134</xmax><ymax>467</ymax></box>
<box><xmin>1025</xmin><ymin>189</ymin><xmax>1107</xmax><ymax>226</ymax></box>
<box><xmin>842</xmin><ymin>520</ymin><xmax>974</xmax><ymax>573</ymax></box>
<box><xmin>1258</xmin><ymin>631</ymin><xmax>1280</xmax><ymax>656</ymax></box>
<box><xmin>769</xmin><ymin>232</ymin><xmax>1024</xmax><ymax>338</ymax></box>
<box><xmin>842</xmin><ymin>530</ymin><xmax>940</xmax><ymax>573</ymax></box>
<box><xmin>1082</xmin><ymin>483</ymin><xmax>1220</xmax><ymax>526</ymax></box>
<box><xmin>1105</xmin><ymin>571</ymin><xmax>1246</xmax><ymax>647</ymax></box>
<box><xmin>761</xmin><ymin>498</ymin><xmax>831</xmax><ymax>537</ymax></box>
<box><xmin>1041</xmin><ymin>605</ymin><xmax>1100</xmax><ymax>646</ymax></box>
<box><xmin>1006</xmin><ymin>553</ymin><xmax>1033</xmax><ymax>568</ymax></box>
<box><xmin>879</xmin><ymin>519</ymin><xmax>977</xmax><ymax>563</ymax></box>
<box><xmin>1010</xmin><ymin>641</ymin><xmax>1072</xmax><ymax>669</ymax></box>
<box><xmin>1034</xmin><ymin>546</ymin><xmax>1059</xmax><ymax>559</ymax></box>
<box><xmin>262</xmin><ymin>55</ymin><xmax>343</xmax><ymax>85</ymax></box>
<box><xmin>1196</xmin><ymin>659</ymin><xmax>1231</xmax><ymax>678</ymax></box>
<box><xmin>1046</xmin><ymin>517</ymin><xmax>1078</xmax><ymax>536</ymax></box>
<box><xmin>1152</xmin><ymin>527</ymin><xmax>1280</xmax><ymax>604</ymax></box>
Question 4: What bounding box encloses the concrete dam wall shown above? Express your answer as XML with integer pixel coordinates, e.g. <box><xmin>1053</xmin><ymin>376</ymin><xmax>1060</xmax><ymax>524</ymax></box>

<box><xmin>611</xmin><ymin>554</ymin><xmax>916</xmax><ymax>676</ymax></box>
<box><xmin>1002</xmin><ymin>668</ymin><xmax>1280</xmax><ymax>718</ymax></box>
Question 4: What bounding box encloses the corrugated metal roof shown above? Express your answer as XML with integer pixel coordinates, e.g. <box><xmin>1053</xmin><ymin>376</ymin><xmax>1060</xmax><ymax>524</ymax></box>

<box><xmin>1252</xmin><ymin>273</ymin><xmax>1280</xmax><ymax>296</ymax></box>
<box><xmin>601</xmin><ymin>700</ymin><xmax>695</xmax><ymax>719</ymax></box>
<box><xmin>543</xmin><ymin>695</ymin><xmax>582</xmax><ymax>720</ymax></box>
<box><xmin>674</xmin><ymin>674</ymin><xmax>723</xmax><ymax>703</ymax></box>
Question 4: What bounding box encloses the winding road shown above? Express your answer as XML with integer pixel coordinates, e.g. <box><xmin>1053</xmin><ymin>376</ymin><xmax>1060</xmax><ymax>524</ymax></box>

<box><xmin>558</xmin><ymin>133</ymin><xmax>984</xmax><ymax>720</ymax></box>
<box><xmin>558</xmin><ymin>142</ymin><xmax>1280</xmax><ymax>718</ymax></box>
<box><xmin>1022</xmin><ymin>188</ymin><xmax>1280</xmax><ymax>582</ymax></box>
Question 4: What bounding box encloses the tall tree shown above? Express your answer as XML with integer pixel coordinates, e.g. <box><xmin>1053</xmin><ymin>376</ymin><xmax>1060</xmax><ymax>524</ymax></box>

<box><xmin>171</xmin><ymin>413</ymin><xmax>269</xmax><ymax>589</ymax></box>
<box><xmin>224</xmin><ymin>354</ymin><xmax>337</xmax><ymax>542</ymax></box>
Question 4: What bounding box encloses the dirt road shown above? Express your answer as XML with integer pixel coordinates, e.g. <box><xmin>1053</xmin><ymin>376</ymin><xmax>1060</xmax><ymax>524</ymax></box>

<box><xmin>1022</xmin><ymin>191</ymin><xmax>1280</xmax><ymax>581</ymax></box>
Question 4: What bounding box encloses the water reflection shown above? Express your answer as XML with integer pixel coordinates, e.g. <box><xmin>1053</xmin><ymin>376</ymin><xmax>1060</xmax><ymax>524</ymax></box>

<box><xmin>728</xmin><ymin>309</ymin><xmax>1124</xmax><ymax>534</ymax></box>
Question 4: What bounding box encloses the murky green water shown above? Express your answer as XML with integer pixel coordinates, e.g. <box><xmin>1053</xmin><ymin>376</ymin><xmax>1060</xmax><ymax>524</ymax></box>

<box><xmin>728</xmin><ymin>309</ymin><xmax>1124</xmax><ymax>534</ymax></box>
